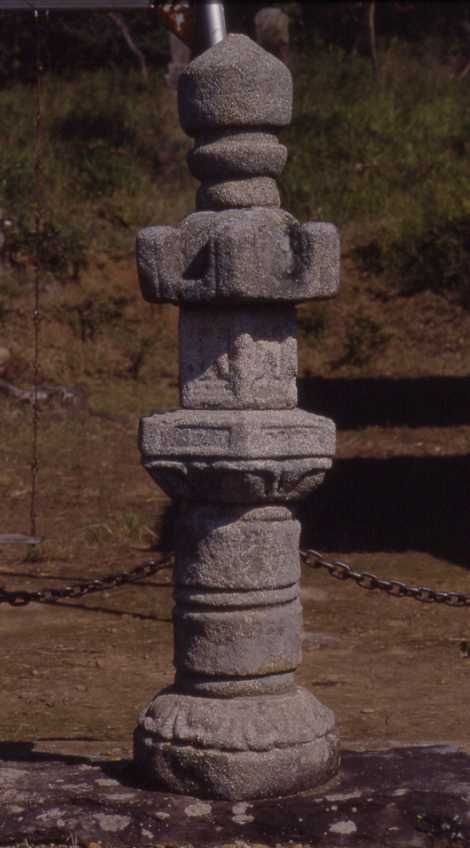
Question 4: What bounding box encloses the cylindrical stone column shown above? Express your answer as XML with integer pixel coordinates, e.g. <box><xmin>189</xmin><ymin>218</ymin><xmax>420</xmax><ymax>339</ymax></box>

<box><xmin>174</xmin><ymin>504</ymin><xmax>301</xmax><ymax>698</ymax></box>
<box><xmin>134</xmin><ymin>33</ymin><xmax>340</xmax><ymax>800</ymax></box>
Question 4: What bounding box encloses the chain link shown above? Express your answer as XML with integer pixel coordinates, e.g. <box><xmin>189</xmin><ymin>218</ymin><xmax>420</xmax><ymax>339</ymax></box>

<box><xmin>3</xmin><ymin>549</ymin><xmax>470</xmax><ymax>609</ymax></box>
<box><xmin>301</xmin><ymin>549</ymin><xmax>470</xmax><ymax>607</ymax></box>
<box><xmin>0</xmin><ymin>554</ymin><xmax>174</xmax><ymax>607</ymax></box>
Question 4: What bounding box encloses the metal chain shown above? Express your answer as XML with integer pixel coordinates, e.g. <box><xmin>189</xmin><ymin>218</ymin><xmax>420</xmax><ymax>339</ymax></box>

<box><xmin>30</xmin><ymin>7</ymin><xmax>44</xmax><ymax>539</ymax></box>
<box><xmin>0</xmin><ymin>554</ymin><xmax>174</xmax><ymax>607</ymax></box>
<box><xmin>301</xmin><ymin>549</ymin><xmax>470</xmax><ymax>607</ymax></box>
<box><xmin>4</xmin><ymin>548</ymin><xmax>470</xmax><ymax>609</ymax></box>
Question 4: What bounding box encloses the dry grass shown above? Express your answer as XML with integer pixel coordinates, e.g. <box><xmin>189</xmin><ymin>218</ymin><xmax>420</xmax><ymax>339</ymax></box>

<box><xmin>2</xmin><ymin>41</ymin><xmax>470</xmax><ymax>570</ymax></box>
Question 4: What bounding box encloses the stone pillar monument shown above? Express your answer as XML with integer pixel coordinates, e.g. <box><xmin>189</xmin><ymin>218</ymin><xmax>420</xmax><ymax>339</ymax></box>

<box><xmin>134</xmin><ymin>33</ymin><xmax>340</xmax><ymax>800</ymax></box>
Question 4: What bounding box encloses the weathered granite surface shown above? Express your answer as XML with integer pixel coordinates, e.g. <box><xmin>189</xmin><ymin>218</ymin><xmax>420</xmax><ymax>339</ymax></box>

<box><xmin>134</xmin><ymin>32</ymin><xmax>340</xmax><ymax>799</ymax></box>
<box><xmin>139</xmin><ymin>408</ymin><xmax>335</xmax><ymax>459</ymax></box>
<box><xmin>140</xmin><ymin>409</ymin><xmax>334</xmax><ymax>505</ymax></box>
<box><xmin>178</xmin><ymin>34</ymin><xmax>292</xmax><ymax>133</ymax></box>
<box><xmin>2</xmin><ymin>744</ymin><xmax>470</xmax><ymax>846</ymax></box>
<box><xmin>137</xmin><ymin>210</ymin><xmax>340</xmax><ymax>304</ymax></box>
<box><xmin>179</xmin><ymin>305</ymin><xmax>298</xmax><ymax>409</ymax></box>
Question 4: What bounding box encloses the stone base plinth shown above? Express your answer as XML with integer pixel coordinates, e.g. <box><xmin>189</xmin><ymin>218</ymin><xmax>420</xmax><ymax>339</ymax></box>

<box><xmin>133</xmin><ymin>686</ymin><xmax>338</xmax><ymax>800</ymax></box>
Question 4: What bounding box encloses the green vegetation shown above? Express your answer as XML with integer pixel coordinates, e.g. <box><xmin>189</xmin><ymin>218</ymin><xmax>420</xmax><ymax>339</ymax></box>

<box><xmin>1</xmin><ymin>36</ymin><xmax>468</xmax><ymax>301</ymax></box>
<box><xmin>355</xmin><ymin>215</ymin><xmax>470</xmax><ymax>306</ymax></box>
<box><xmin>0</xmin><ymin>67</ymin><xmax>194</xmax><ymax>281</ymax></box>
<box><xmin>1</xmin><ymin>17</ymin><xmax>470</xmax><ymax>389</ymax></box>
<box><xmin>282</xmin><ymin>40</ymin><xmax>470</xmax><ymax>303</ymax></box>
<box><xmin>340</xmin><ymin>311</ymin><xmax>390</xmax><ymax>367</ymax></box>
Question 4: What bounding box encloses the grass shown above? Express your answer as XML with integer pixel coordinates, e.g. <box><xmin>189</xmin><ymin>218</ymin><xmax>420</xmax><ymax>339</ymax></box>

<box><xmin>282</xmin><ymin>40</ymin><xmax>470</xmax><ymax>295</ymax></box>
<box><xmin>1</xmin><ymin>38</ymin><xmax>470</xmax><ymax>406</ymax></box>
<box><xmin>1</xmin><ymin>39</ymin><xmax>468</xmax><ymax>292</ymax></box>
<box><xmin>1</xmin><ymin>254</ymin><xmax>179</xmax><ymax>414</ymax></box>
<box><xmin>2</xmin><ymin>40</ymin><xmax>470</xmax><ymax>574</ymax></box>
<box><xmin>283</xmin><ymin>40</ymin><xmax>470</xmax><ymax>223</ymax></box>
<box><xmin>0</xmin><ymin>67</ymin><xmax>195</xmax><ymax>276</ymax></box>
<box><xmin>0</xmin><ymin>66</ymin><xmax>190</xmax><ymax>416</ymax></box>
<box><xmin>1</xmin><ymin>40</ymin><xmax>470</xmax><ymax>830</ymax></box>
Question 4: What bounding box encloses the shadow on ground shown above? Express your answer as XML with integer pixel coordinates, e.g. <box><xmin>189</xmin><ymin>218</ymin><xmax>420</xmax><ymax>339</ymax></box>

<box><xmin>302</xmin><ymin>454</ymin><xmax>470</xmax><ymax>566</ymax></box>
<box><xmin>299</xmin><ymin>375</ymin><xmax>470</xmax><ymax>428</ymax></box>
<box><xmin>298</xmin><ymin>377</ymin><xmax>470</xmax><ymax>566</ymax></box>
<box><xmin>0</xmin><ymin>740</ymin><xmax>90</xmax><ymax>766</ymax></box>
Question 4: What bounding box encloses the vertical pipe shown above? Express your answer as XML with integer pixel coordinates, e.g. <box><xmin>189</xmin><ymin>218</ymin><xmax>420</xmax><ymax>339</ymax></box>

<box><xmin>199</xmin><ymin>0</ymin><xmax>226</xmax><ymax>48</ymax></box>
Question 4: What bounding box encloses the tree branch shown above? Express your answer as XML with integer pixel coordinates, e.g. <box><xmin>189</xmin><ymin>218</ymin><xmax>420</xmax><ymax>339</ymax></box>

<box><xmin>368</xmin><ymin>1</ymin><xmax>379</xmax><ymax>81</ymax></box>
<box><xmin>108</xmin><ymin>12</ymin><xmax>148</xmax><ymax>83</ymax></box>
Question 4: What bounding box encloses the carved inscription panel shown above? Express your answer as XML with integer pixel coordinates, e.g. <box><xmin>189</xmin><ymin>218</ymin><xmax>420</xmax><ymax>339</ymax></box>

<box><xmin>180</xmin><ymin>305</ymin><xmax>297</xmax><ymax>409</ymax></box>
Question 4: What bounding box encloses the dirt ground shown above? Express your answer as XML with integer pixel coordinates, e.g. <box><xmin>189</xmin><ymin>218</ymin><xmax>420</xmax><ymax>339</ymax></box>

<box><xmin>2</xmin><ymin>252</ymin><xmax>470</xmax><ymax>848</ymax></box>
<box><xmin>2</xmin><ymin>396</ymin><xmax>470</xmax><ymax>768</ymax></box>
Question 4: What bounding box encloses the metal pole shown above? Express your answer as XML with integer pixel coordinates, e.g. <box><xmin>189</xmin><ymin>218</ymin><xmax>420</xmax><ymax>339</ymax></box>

<box><xmin>199</xmin><ymin>0</ymin><xmax>226</xmax><ymax>48</ymax></box>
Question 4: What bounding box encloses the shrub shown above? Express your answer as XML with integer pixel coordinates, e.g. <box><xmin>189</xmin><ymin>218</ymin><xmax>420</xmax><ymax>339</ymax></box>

<box><xmin>298</xmin><ymin>307</ymin><xmax>328</xmax><ymax>345</ymax></box>
<box><xmin>63</xmin><ymin>293</ymin><xmax>131</xmax><ymax>341</ymax></box>
<box><xmin>0</xmin><ymin>68</ymin><xmax>189</xmax><ymax>274</ymax></box>
<box><xmin>282</xmin><ymin>40</ymin><xmax>470</xmax><ymax>234</ymax></box>
<box><xmin>53</xmin><ymin>74</ymin><xmax>149</xmax><ymax>198</ymax></box>
<box><xmin>7</xmin><ymin>220</ymin><xmax>87</xmax><ymax>281</ymax></box>
<box><xmin>341</xmin><ymin>312</ymin><xmax>389</xmax><ymax>367</ymax></box>
<box><xmin>358</xmin><ymin>215</ymin><xmax>470</xmax><ymax>305</ymax></box>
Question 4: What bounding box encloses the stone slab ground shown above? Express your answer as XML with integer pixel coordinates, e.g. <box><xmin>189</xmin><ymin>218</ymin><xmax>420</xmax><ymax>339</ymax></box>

<box><xmin>2</xmin><ymin>744</ymin><xmax>470</xmax><ymax>847</ymax></box>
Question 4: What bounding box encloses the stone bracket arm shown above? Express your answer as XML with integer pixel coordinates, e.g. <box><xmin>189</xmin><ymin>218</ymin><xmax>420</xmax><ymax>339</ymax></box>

<box><xmin>137</xmin><ymin>209</ymin><xmax>340</xmax><ymax>306</ymax></box>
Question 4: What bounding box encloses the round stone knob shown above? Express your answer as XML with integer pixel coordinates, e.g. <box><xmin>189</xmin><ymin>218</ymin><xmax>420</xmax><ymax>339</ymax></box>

<box><xmin>178</xmin><ymin>34</ymin><xmax>293</xmax><ymax>210</ymax></box>
<box><xmin>179</xmin><ymin>33</ymin><xmax>292</xmax><ymax>131</ymax></box>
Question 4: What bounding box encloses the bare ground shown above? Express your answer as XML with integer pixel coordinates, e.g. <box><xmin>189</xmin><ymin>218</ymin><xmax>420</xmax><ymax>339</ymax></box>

<box><xmin>1</xmin><ymin>257</ymin><xmax>470</xmax><ymax>847</ymax></box>
<box><xmin>1</xmin><ymin>402</ymin><xmax>470</xmax><ymax>763</ymax></box>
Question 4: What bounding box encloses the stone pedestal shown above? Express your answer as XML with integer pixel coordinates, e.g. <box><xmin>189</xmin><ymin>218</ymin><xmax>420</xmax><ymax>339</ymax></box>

<box><xmin>134</xmin><ymin>33</ymin><xmax>340</xmax><ymax>800</ymax></box>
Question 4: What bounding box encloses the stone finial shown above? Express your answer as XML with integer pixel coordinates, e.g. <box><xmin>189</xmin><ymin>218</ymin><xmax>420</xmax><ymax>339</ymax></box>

<box><xmin>179</xmin><ymin>34</ymin><xmax>292</xmax><ymax>131</ymax></box>
<box><xmin>178</xmin><ymin>33</ymin><xmax>292</xmax><ymax>209</ymax></box>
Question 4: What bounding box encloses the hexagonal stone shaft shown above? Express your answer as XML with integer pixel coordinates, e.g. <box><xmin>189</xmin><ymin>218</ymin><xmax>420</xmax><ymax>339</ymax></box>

<box><xmin>180</xmin><ymin>304</ymin><xmax>298</xmax><ymax>410</ymax></box>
